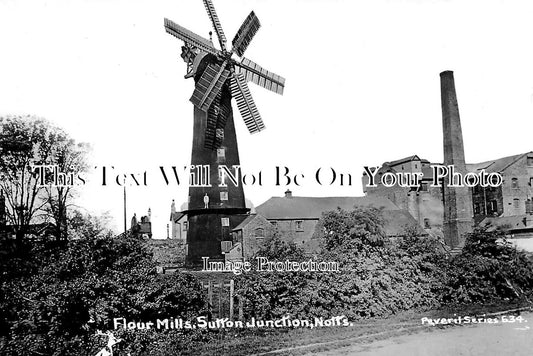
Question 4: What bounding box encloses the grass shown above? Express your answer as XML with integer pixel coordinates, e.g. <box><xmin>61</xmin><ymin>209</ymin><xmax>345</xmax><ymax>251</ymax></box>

<box><xmin>178</xmin><ymin>300</ymin><xmax>533</xmax><ymax>356</ymax></box>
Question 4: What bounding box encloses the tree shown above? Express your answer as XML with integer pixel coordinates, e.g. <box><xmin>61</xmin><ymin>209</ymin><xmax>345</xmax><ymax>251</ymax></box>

<box><xmin>0</xmin><ymin>217</ymin><xmax>207</xmax><ymax>356</ymax></box>
<box><xmin>0</xmin><ymin>115</ymin><xmax>89</xmax><ymax>240</ymax></box>
<box><xmin>42</xmin><ymin>134</ymin><xmax>90</xmax><ymax>240</ymax></box>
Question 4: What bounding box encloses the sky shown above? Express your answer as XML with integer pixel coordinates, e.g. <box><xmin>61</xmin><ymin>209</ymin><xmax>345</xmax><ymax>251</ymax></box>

<box><xmin>2</xmin><ymin>0</ymin><xmax>533</xmax><ymax>238</ymax></box>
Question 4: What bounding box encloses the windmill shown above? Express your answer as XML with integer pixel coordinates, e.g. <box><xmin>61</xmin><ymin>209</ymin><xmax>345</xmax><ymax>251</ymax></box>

<box><xmin>164</xmin><ymin>0</ymin><xmax>285</xmax><ymax>264</ymax></box>
<box><xmin>164</xmin><ymin>1</ymin><xmax>285</xmax><ymax>149</ymax></box>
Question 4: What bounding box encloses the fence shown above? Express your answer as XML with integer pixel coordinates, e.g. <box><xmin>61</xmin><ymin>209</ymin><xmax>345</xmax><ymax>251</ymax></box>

<box><xmin>201</xmin><ymin>279</ymin><xmax>244</xmax><ymax>320</ymax></box>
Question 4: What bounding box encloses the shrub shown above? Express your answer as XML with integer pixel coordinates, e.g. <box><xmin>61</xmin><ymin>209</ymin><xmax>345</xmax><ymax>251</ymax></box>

<box><xmin>441</xmin><ymin>229</ymin><xmax>533</xmax><ymax>304</ymax></box>
<box><xmin>0</xmin><ymin>228</ymin><xmax>206</xmax><ymax>356</ymax></box>
<box><xmin>236</xmin><ymin>207</ymin><xmax>446</xmax><ymax>321</ymax></box>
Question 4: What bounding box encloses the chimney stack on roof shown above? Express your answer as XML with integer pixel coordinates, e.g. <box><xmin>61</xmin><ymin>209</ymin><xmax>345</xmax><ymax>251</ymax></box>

<box><xmin>284</xmin><ymin>189</ymin><xmax>293</xmax><ymax>198</ymax></box>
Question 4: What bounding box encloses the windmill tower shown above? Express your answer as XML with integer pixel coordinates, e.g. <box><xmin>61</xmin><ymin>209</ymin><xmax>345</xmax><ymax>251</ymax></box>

<box><xmin>164</xmin><ymin>0</ymin><xmax>285</xmax><ymax>264</ymax></box>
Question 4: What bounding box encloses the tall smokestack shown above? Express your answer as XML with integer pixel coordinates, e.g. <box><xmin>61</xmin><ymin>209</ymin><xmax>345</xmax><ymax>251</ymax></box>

<box><xmin>440</xmin><ymin>70</ymin><xmax>473</xmax><ymax>248</ymax></box>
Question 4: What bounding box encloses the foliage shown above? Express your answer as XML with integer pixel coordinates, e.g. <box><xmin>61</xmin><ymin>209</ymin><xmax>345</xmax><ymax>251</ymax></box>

<box><xmin>441</xmin><ymin>228</ymin><xmax>533</xmax><ymax>304</ymax></box>
<box><xmin>67</xmin><ymin>210</ymin><xmax>114</xmax><ymax>240</ymax></box>
<box><xmin>237</xmin><ymin>208</ymin><xmax>446</xmax><ymax>322</ymax></box>
<box><xmin>237</xmin><ymin>207</ymin><xmax>533</xmax><ymax>323</ymax></box>
<box><xmin>0</xmin><ymin>213</ymin><xmax>206</xmax><ymax>356</ymax></box>
<box><xmin>2</xmin><ymin>206</ymin><xmax>533</xmax><ymax>355</ymax></box>
<box><xmin>236</xmin><ymin>234</ymin><xmax>311</xmax><ymax>319</ymax></box>
<box><xmin>0</xmin><ymin>115</ymin><xmax>90</xmax><ymax>240</ymax></box>
<box><xmin>320</xmin><ymin>207</ymin><xmax>386</xmax><ymax>251</ymax></box>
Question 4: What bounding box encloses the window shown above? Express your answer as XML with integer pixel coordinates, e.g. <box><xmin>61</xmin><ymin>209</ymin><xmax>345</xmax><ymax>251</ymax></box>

<box><xmin>183</xmin><ymin>222</ymin><xmax>188</xmax><ymax>231</ymax></box>
<box><xmin>254</xmin><ymin>228</ymin><xmax>264</xmax><ymax>238</ymax></box>
<box><xmin>526</xmin><ymin>200</ymin><xmax>533</xmax><ymax>214</ymax></box>
<box><xmin>514</xmin><ymin>198</ymin><xmax>520</xmax><ymax>208</ymax></box>
<box><xmin>217</xmin><ymin>148</ymin><xmax>225</xmax><ymax>159</ymax></box>
<box><xmin>221</xmin><ymin>241</ymin><xmax>232</xmax><ymax>253</ymax></box>
<box><xmin>423</xmin><ymin>218</ymin><xmax>431</xmax><ymax>229</ymax></box>
<box><xmin>512</xmin><ymin>178</ymin><xmax>519</xmax><ymax>189</ymax></box>
<box><xmin>528</xmin><ymin>156</ymin><xmax>533</xmax><ymax>166</ymax></box>
<box><xmin>221</xmin><ymin>218</ymin><xmax>230</xmax><ymax>227</ymax></box>
<box><xmin>488</xmin><ymin>200</ymin><xmax>497</xmax><ymax>214</ymax></box>
<box><xmin>220</xmin><ymin>191</ymin><xmax>228</xmax><ymax>201</ymax></box>
<box><xmin>295</xmin><ymin>220</ymin><xmax>303</xmax><ymax>231</ymax></box>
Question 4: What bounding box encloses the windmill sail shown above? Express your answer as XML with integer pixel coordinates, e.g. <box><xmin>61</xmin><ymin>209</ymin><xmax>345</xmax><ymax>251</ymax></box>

<box><xmin>165</xmin><ymin>2</ymin><xmax>284</xmax><ymax>145</ymax></box>
<box><xmin>202</xmin><ymin>0</ymin><xmax>227</xmax><ymax>50</ymax></box>
<box><xmin>235</xmin><ymin>58</ymin><xmax>285</xmax><ymax>95</ymax></box>
<box><xmin>230</xmin><ymin>72</ymin><xmax>265</xmax><ymax>133</ymax></box>
<box><xmin>164</xmin><ymin>18</ymin><xmax>220</xmax><ymax>56</ymax></box>
<box><xmin>190</xmin><ymin>61</ymin><xmax>230</xmax><ymax>112</ymax></box>
<box><xmin>232</xmin><ymin>11</ymin><xmax>261</xmax><ymax>57</ymax></box>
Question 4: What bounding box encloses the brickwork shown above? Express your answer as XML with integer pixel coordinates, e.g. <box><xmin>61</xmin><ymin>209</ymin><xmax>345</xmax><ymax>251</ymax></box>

<box><xmin>235</xmin><ymin>214</ymin><xmax>275</xmax><ymax>259</ymax></box>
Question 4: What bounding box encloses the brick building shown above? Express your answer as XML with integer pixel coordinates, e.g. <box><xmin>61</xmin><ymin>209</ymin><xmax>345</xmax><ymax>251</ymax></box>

<box><xmin>363</xmin><ymin>151</ymin><xmax>533</xmax><ymax>236</ymax></box>
<box><xmin>224</xmin><ymin>190</ymin><xmax>423</xmax><ymax>262</ymax></box>
<box><xmin>224</xmin><ymin>214</ymin><xmax>275</xmax><ymax>262</ymax></box>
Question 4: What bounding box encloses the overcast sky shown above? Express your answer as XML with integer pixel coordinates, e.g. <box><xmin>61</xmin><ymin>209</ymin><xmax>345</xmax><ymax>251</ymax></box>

<box><xmin>2</xmin><ymin>0</ymin><xmax>533</xmax><ymax>237</ymax></box>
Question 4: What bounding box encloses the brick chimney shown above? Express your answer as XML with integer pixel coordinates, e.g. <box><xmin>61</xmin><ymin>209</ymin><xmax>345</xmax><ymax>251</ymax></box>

<box><xmin>440</xmin><ymin>70</ymin><xmax>473</xmax><ymax>248</ymax></box>
<box><xmin>284</xmin><ymin>189</ymin><xmax>293</xmax><ymax>198</ymax></box>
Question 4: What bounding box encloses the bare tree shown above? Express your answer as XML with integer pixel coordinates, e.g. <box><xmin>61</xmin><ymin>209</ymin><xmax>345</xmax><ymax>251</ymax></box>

<box><xmin>0</xmin><ymin>115</ymin><xmax>89</xmax><ymax>240</ymax></box>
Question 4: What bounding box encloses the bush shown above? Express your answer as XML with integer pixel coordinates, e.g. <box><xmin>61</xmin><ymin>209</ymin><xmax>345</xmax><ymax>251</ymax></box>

<box><xmin>237</xmin><ymin>208</ymin><xmax>447</xmax><ymax>321</ymax></box>
<box><xmin>441</xmin><ymin>229</ymin><xmax>533</xmax><ymax>304</ymax></box>
<box><xmin>237</xmin><ymin>208</ymin><xmax>533</xmax><ymax>323</ymax></box>
<box><xmin>0</xmin><ymin>224</ymin><xmax>206</xmax><ymax>356</ymax></box>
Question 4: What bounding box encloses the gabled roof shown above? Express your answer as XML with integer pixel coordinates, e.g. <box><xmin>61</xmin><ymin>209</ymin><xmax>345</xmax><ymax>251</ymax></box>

<box><xmin>466</xmin><ymin>152</ymin><xmax>532</xmax><ymax>174</ymax></box>
<box><xmin>256</xmin><ymin>196</ymin><xmax>399</xmax><ymax>220</ymax></box>
<box><xmin>232</xmin><ymin>214</ymin><xmax>259</xmax><ymax>231</ymax></box>
<box><xmin>386</xmin><ymin>155</ymin><xmax>421</xmax><ymax>167</ymax></box>
<box><xmin>254</xmin><ymin>196</ymin><xmax>421</xmax><ymax>237</ymax></box>
<box><xmin>363</xmin><ymin>155</ymin><xmax>432</xmax><ymax>179</ymax></box>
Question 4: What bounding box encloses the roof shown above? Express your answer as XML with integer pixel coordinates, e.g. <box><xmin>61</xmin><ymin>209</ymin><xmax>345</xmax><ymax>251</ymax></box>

<box><xmin>255</xmin><ymin>196</ymin><xmax>421</xmax><ymax>237</ymax></box>
<box><xmin>363</xmin><ymin>155</ymin><xmax>433</xmax><ymax>179</ymax></box>
<box><xmin>256</xmin><ymin>196</ymin><xmax>400</xmax><ymax>220</ymax></box>
<box><xmin>232</xmin><ymin>214</ymin><xmax>258</xmax><ymax>231</ymax></box>
<box><xmin>382</xmin><ymin>210</ymin><xmax>426</xmax><ymax>236</ymax></box>
<box><xmin>479</xmin><ymin>215</ymin><xmax>533</xmax><ymax>232</ymax></box>
<box><xmin>385</xmin><ymin>155</ymin><xmax>421</xmax><ymax>167</ymax></box>
<box><xmin>170</xmin><ymin>211</ymin><xmax>185</xmax><ymax>222</ymax></box>
<box><xmin>369</xmin><ymin>151</ymin><xmax>532</xmax><ymax>181</ymax></box>
<box><xmin>466</xmin><ymin>152</ymin><xmax>531</xmax><ymax>174</ymax></box>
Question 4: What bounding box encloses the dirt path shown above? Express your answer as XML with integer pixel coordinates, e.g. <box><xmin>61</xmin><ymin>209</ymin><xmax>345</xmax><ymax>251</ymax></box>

<box><xmin>306</xmin><ymin>312</ymin><xmax>533</xmax><ymax>356</ymax></box>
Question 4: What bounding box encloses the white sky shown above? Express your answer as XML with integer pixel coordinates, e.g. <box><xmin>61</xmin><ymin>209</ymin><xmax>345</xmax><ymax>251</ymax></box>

<box><xmin>2</xmin><ymin>0</ymin><xmax>533</xmax><ymax>238</ymax></box>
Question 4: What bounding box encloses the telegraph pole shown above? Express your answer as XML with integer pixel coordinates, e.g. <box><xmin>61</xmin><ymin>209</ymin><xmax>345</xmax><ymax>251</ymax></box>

<box><xmin>123</xmin><ymin>186</ymin><xmax>127</xmax><ymax>234</ymax></box>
